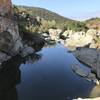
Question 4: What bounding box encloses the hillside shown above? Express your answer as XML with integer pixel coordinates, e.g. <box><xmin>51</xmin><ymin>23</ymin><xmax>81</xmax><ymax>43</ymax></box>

<box><xmin>16</xmin><ymin>6</ymin><xmax>74</xmax><ymax>25</ymax></box>
<box><xmin>13</xmin><ymin>5</ymin><xmax>90</xmax><ymax>32</ymax></box>
<box><xmin>85</xmin><ymin>17</ymin><xmax>100</xmax><ymax>30</ymax></box>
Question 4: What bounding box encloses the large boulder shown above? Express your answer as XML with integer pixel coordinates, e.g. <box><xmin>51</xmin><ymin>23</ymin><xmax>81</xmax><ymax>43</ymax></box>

<box><xmin>0</xmin><ymin>17</ymin><xmax>23</xmax><ymax>63</ymax></box>
<box><xmin>0</xmin><ymin>17</ymin><xmax>23</xmax><ymax>55</ymax></box>
<box><xmin>65</xmin><ymin>31</ymin><xmax>93</xmax><ymax>48</ymax></box>
<box><xmin>0</xmin><ymin>0</ymin><xmax>24</xmax><ymax>63</ymax></box>
<box><xmin>73</xmin><ymin>48</ymin><xmax>100</xmax><ymax>79</ymax></box>
<box><xmin>49</xmin><ymin>29</ymin><xmax>62</xmax><ymax>40</ymax></box>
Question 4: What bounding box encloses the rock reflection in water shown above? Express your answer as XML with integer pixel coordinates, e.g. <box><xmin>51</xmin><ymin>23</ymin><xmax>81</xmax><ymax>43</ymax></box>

<box><xmin>24</xmin><ymin>53</ymin><xmax>42</xmax><ymax>64</ymax></box>
<box><xmin>0</xmin><ymin>55</ymin><xmax>21</xmax><ymax>100</ymax></box>
<box><xmin>89</xmin><ymin>85</ymin><xmax>100</xmax><ymax>97</ymax></box>
<box><xmin>0</xmin><ymin>53</ymin><xmax>42</xmax><ymax>100</ymax></box>
<box><xmin>44</xmin><ymin>42</ymin><xmax>57</xmax><ymax>48</ymax></box>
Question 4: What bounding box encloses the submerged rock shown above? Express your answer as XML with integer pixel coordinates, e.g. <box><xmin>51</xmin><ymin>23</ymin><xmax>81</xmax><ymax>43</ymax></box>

<box><xmin>72</xmin><ymin>64</ymin><xmax>99</xmax><ymax>85</ymax></box>
<box><xmin>72</xmin><ymin>64</ymin><xmax>88</xmax><ymax>77</ymax></box>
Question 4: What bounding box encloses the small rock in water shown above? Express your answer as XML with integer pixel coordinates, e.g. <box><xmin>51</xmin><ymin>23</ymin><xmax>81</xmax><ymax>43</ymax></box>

<box><xmin>72</xmin><ymin>64</ymin><xmax>89</xmax><ymax>77</ymax></box>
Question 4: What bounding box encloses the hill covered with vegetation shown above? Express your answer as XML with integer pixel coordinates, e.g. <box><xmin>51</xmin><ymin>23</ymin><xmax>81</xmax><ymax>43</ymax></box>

<box><xmin>13</xmin><ymin>5</ymin><xmax>100</xmax><ymax>34</ymax></box>
<box><xmin>17</xmin><ymin>6</ymin><xmax>74</xmax><ymax>24</ymax></box>
<box><xmin>85</xmin><ymin>17</ymin><xmax>100</xmax><ymax>30</ymax></box>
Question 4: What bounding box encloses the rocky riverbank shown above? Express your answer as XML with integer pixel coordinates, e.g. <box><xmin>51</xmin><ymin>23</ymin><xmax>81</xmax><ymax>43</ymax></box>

<box><xmin>60</xmin><ymin>30</ymin><xmax>100</xmax><ymax>100</ymax></box>
<box><xmin>56</xmin><ymin>29</ymin><xmax>100</xmax><ymax>81</ymax></box>
<box><xmin>44</xmin><ymin>28</ymin><xmax>100</xmax><ymax>85</ymax></box>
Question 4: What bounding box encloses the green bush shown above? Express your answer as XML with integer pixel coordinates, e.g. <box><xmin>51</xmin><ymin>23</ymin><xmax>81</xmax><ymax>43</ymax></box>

<box><xmin>64</xmin><ymin>21</ymin><xmax>88</xmax><ymax>32</ymax></box>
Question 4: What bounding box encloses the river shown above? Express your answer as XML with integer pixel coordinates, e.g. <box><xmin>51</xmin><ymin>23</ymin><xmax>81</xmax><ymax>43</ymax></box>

<box><xmin>0</xmin><ymin>43</ymin><xmax>98</xmax><ymax>100</ymax></box>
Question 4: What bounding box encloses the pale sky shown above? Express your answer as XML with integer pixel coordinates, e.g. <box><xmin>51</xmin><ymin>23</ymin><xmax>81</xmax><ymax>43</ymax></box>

<box><xmin>12</xmin><ymin>0</ymin><xmax>100</xmax><ymax>21</ymax></box>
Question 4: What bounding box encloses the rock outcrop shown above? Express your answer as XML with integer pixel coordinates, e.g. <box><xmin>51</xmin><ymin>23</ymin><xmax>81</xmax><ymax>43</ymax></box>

<box><xmin>62</xmin><ymin>29</ymin><xmax>100</xmax><ymax>80</ymax></box>
<box><xmin>0</xmin><ymin>0</ymin><xmax>24</xmax><ymax>64</ymax></box>
<box><xmin>0</xmin><ymin>0</ymin><xmax>45</xmax><ymax>64</ymax></box>
<box><xmin>0</xmin><ymin>17</ymin><xmax>23</xmax><ymax>54</ymax></box>
<box><xmin>0</xmin><ymin>0</ymin><xmax>13</xmax><ymax>17</ymax></box>
<box><xmin>49</xmin><ymin>29</ymin><xmax>62</xmax><ymax>40</ymax></box>
<box><xmin>62</xmin><ymin>29</ymin><xmax>100</xmax><ymax>49</ymax></box>
<box><xmin>64</xmin><ymin>31</ymin><xmax>93</xmax><ymax>48</ymax></box>
<box><xmin>73</xmin><ymin>48</ymin><xmax>100</xmax><ymax>79</ymax></box>
<box><xmin>0</xmin><ymin>18</ymin><xmax>23</xmax><ymax>63</ymax></box>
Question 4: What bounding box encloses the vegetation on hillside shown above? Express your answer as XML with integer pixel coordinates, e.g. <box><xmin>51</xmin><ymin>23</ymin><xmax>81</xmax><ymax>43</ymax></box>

<box><xmin>13</xmin><ymin>5</ymin><xmax>100</xmax><ymax>35</ymax></box>
<box><xmin>85</xmin><ymin>17</ymin><xmax>100</xmax><ymax>30</ymax></box>
<box><xmin>17</xmin><ymin>6</ymin><xmax>73</xmax><ymax>25</ymax></box>
<box><xmin>14</xmin><ymin>5</ymin><xmax>78</xmax><ymax>32</ymax></box>
<box><xmin>63</xmin><ymin>21</ymin><xmax>88</xmax><ymax>32</ymax></box>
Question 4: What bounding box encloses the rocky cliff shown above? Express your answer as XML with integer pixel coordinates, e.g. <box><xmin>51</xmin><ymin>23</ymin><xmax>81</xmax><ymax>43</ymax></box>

<box><xmin>0</xmin><ymin>0</ymin><xmax>40</xmax><ymax>64</ymax></box>
<box><xmin>0</xmin><ymin>0</ymin><xmax>24</xmax><ymax>64</ymax></box>
<box><xmin>0</xmin><ymin>0</ymin><xmax>13</xmax><ymax>17</ymax></box>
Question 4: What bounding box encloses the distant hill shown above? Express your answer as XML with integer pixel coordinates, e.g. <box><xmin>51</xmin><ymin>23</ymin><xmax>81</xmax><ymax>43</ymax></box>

<box><xmin>14</xmin><ymin>5</ymin><xmax>92</xmax><ymax>32</ymax></box>
<box><xmin>85</xmin><ymin>17</ymin><xmax>100</xmax><ymax>30</ymax></box>
<box><xmin>16</xmin><ymin>6</ymin><xmax>75</xmax><ymax>26</ymax></box>
<box><xmin>15</xmin><ymin>6</ymin><xmax>100</xmax><ymax>31</ymax></box>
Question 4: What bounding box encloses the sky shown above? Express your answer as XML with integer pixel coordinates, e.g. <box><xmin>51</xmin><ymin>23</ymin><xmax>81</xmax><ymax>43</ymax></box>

<box><xmin>12</xmin><ymin>0</ymin><xmax>100</xmax><ymax>21</ymax></box>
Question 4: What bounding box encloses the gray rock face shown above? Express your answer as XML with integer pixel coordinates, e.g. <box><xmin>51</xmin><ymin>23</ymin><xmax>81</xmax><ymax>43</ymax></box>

<box><xmin>21</xmin><ymin>45</ymin><xmax>35</xmax><ymax>57</ymax></box>
<box><xmin>0</xmin><ymin>17</ymin><xmax>23</xmax><ymax>63</ymax></box>
<box><xmin>0</xmin><ymin>17</ymin><xmax>23</xmax><ymax>53</ymax></box>
<box><xmin>0</xmin><ymin>52</ymin><xmax>11</xmax><ymax>66</ymax></box>
<box><xmin>73</xmin><ymin>48</ymin><xmax>100</xmax><ymax>79</ymax></box>
<box><xmin>0</xmin><ymin>17</ymin><xmax>45</xmax><ymax>64</ymax></box>
<box><xmin>0</xmin><ymin>31</ymin><xmax>13</xmax><ymax>53</ymax></box>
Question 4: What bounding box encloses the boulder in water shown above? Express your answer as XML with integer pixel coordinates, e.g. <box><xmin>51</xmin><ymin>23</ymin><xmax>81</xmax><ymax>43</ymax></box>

<box><xmin>72</xmin><ymin>64</ymin><xmax>99</xmax><ymax>85</ymax></box>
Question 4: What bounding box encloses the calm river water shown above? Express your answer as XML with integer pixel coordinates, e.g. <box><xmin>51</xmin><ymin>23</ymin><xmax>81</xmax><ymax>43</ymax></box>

<box><xmin>0</xmin><ymin>43</ymin><xmax>98</xmax><ymax>100</ymax></box>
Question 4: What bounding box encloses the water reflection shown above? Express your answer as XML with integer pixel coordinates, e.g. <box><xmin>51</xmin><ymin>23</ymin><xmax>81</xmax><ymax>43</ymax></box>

<box><xmin>17</xmin><ymin>44</ymin><xmax>95</xmax><ymax>100</ymax></box>
<box><xmin>0</xmin><ymin>55</ymin><xmax>21</xmax><ymax>100</ymax></box>
<box><xmin>44</xmin><ymin>42</ymin><xmax>57</xmax><ymax>48</ymax></box>
<box><xmin>0</xmin><ymin>43</ymin><xmax>99</xmax><ymax>100</ymax></box>
<box><xmin>0</xmin><ymin>53</ymin><xmax>42</xmax><ymax>100</ymax></box>
<box><xmin>89</xmin><ymin>85</ymin><xmax>100</xmax><ymax>97</ymax></box>
<box><xmin>24</xmin><ymin>53</ymin><xmax>42</xmax><ymax>64</ymax></box>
